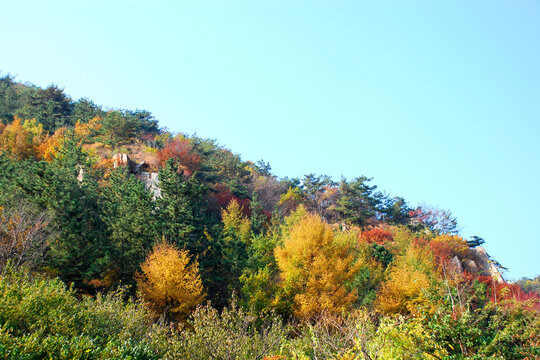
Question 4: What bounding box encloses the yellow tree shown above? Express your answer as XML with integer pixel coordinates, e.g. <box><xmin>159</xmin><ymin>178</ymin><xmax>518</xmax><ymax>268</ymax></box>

<box><xmin>275</xmin><ymin>212</ymin><xmax>362</xmax><ymax>318</ymax></box>
<box><xmin>37</xmin><ymin>127</ymin><xmax>67</xmax><ymax>162</ymax></box>
<box><xmin>376</xmin><ymin>243</ymin><xmax>436</xmax><ymax>314</ymax></box>
<box><xmin>220</xmin><ymin>199</ymin><xmax>252</xmax><ymax>296</ymax></box>
<box><xmin>222</xmin><ymin>199</ymin><xmax>252</xmax><ymax>244</ymax></box>
<box><xmin>137</xmin><ymin>241</ymin><xmax>205</xmax><ymax>323</ymax></box>
<box><xmin>74</xmin><ymin>116</ymin><xmax>102</xmax><ymax>140</ymax></box>
<box><xmin>0</xmin><ymin>117</ymin><xmax>43</xmax><ymax>160</ymax></box>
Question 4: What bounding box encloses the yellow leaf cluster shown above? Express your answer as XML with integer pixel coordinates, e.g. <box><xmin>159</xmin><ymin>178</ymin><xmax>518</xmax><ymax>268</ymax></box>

<box><xmin>376</xmin><ymin>244</ymin><xmax>435</xmax><ymax>314</ymax></box>
<box><xmin>74</xmin><ymin>116</ymin><xmax>102</xmax><ymax>140</ymax></box>
<box><xmin>275</xmin><ymin>212</ymin><xmax>362</xmax><ymax>318</ymax></box>
<box><xmin>222</xmin><ymin>199</ymin><xmax>251</xmax><ymax>244</ymax></box>
<box><xmin>0</xmin><ymin>117</ymin><xmax>43</xmax><ymax>160</ymax></box>
<box><xmin>37</xmin><ymin>127</ymin><xmax>67</xmax><ymax>162</ymax></box>
<box><xmin>137</xmin><ymin>241</ymin><xmax>205</xmax><ymax>322</ymax></box>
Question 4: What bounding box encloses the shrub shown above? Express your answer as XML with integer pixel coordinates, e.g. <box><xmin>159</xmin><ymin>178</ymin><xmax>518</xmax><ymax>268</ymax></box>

<box><xmin>0</xmin><ymin>266</ymin><xmax>160</xmax><ymax>359</ymax></box>
<box><xmin>154</xmin><ymin>301</ymin><xmax>289</xmax><ymax>360</ymax></box>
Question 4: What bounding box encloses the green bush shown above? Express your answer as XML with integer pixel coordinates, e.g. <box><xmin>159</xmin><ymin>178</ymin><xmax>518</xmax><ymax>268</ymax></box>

<box><xmin>154</xmin><ymin>301</ymin><xmax>289</xmax><ymax>360</ymax></box>
<box><xmin>0</xmin><ymin>266</ymin><xmax>160</xmax><ymax>360</ymax></box>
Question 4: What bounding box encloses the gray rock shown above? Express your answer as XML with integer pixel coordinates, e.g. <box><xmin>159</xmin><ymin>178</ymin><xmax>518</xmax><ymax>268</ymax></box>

<box><xmin>463</xmin><ymin>259</ymin><xmax>478</xmax><ymax>274</ymax></box>
<box><xmin>469</xmin><ymin>246</ymin><xmax>505</xmax><ymax>283</ymax></box>
<box><xmin>137</xmin><ymin>171</ymin><xmax>160</xmax><ymax>199</ymax></box>
<box><xmin>449</xmin><ymin>256</ymin><xmax>462</xmax><ymax>274</ymax></box>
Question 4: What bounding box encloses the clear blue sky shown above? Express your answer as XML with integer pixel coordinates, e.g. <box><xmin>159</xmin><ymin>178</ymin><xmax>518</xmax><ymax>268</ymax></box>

<box><xmin>2</xmin><ymin>1</ymin><xmax>539</xmax><ymax>279</ymax></box>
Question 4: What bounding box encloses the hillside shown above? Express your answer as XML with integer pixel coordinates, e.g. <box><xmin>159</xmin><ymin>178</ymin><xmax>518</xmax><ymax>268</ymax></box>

<box><xmin>0</xmin><ymin>74</ymin><xmax>538</xmax><ymax>359</ymax></box>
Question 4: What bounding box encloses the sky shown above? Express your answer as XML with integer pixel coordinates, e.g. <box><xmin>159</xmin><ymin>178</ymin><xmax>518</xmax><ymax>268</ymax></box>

<box><xmin>1</xmin><ymin>0</ymin><xmax>539</xmax><ymax>279</ymax></box>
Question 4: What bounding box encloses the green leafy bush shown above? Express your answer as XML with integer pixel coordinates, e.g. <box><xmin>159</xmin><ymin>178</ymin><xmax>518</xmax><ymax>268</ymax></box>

<box><xmin>154</xmin><ymin>301</ymin><xmax>289</xmax><ymax>360</ymax></box>
<box><xmin>0</xmin><ymin>266</ymin><xmax>160</xmax><ymax>360</ymax></box>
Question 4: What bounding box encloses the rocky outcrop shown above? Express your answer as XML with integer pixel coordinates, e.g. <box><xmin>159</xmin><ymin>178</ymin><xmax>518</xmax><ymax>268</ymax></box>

<box><xmin>462</xmin><ymin>259</ymin><xmax>478</xmax><ymax>274</ymax></box>
<box><xmin>137</xmin><ymin>171</ymin><xmax>160</xmax><ymax>199</ymax></box>
<box><xmin>107</xmin><ymin>153</ymin><xmax>161</xmax><ymax>199</ymax></box>
<box><xmin>445</xmin><ymin>247</ymin><xmax>505</xmax><ymax>284</ymax></box>
<box><xmin>449</xmin><ymin>256</ymin><xmax>462</xmax><ymax>274</ymax></box>
<box><xmin>110</xmin><ymin>153</ymin><xmax>160</xmax><ymax>198</ymax></box>
<box><xmin>112</xmin><ymin>153</ymin><xmax>130</xmax><ymax>168</ymax></box>
<box><xmin>470</xmin><ymin>246</ymin><xmax>504</xmax><ymax>283</ymax></box>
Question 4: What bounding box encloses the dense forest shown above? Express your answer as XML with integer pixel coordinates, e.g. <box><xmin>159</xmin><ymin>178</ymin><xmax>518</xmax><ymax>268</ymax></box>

<box><xmin>0</xmin><ymin>74</ymin><xmax>538</xmax><ymax>359</ymax></box>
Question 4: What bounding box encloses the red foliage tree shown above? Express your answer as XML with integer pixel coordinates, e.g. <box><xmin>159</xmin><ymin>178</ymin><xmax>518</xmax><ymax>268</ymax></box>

<box><xmin>475</xmin><ymin>276</ymin><xmax>540</xmax><ymax>311</ymax></box>
<box><xmin>157</xmin><ymin>138</ymin><xmax>201</xmax><ymax>176</ymax></box>
<box><xmin>360</xmin><ymin>227</ymin><xmax>394</xmax><ymax>245</ymax></box>
<box><xmin>210</xmin><ymin>184</ymin><xmax>251</xmax><ymax>217</ymax></box>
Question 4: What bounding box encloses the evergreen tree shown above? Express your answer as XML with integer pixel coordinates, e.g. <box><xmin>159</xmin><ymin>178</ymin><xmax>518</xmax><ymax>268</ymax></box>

<box><xmin>335</xmin><ymin>177</ymin><xmax>383</xmax><ymax>226</ymax></box>
<box><xmin>72</xmin><ymin>98</ymin><xmax>104</xmax><ymax>123</ymax></box>
<box><xmin>382</xmin><ymin>196</ymin><xmax>412</xmax><ymax>225</ymax></box>
<box><xmin>157</xmin><ymin>159</ymin><xmax>207</xmax><ymax>250</ymax></box>
<box><xmin>0</xmin><ymin>74</ymin><xmax>21</xmax><ymax>123</ymax></box>
<box><xmin>157</xmin><ymin>159</ymin><xmax>231</xmax><ymax>305</ymax></box>
<box><xmin>42</xmin><ymin>136</ymin><xmax>107</xmax><ymax>286</ymax></box>
<box><xmin>15</xmin><ymin>85</ymin><xmax>74</xmax><ymax>133</ymax></box>
<box><xmin>101</xmin><ymin>167</ymin><xmax>157</xmax><ymax>286</ymax></box>
<box><xmin>249</xmin><ymin>192</ymin><xmax>267</xmax><ymax>236</ymax></box>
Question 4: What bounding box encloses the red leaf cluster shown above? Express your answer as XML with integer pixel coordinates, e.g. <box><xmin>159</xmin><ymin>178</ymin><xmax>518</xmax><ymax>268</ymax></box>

<box><xmin>360</xmin><ymin>227</ymin><xmax>394</xmax><ymax>244</ymax></box>
<box><xmin>158</xmin><ymin>138</ymin><xmax>201</xmax><ymax>176</ymax></box>
<box><xmin>476</xmin><ymin>276</ymin><xmax>540</xmax><ymax>311</ymax></box>
<box><xmin>211</xmin><ymin>184</ymin><xmax>251</xmax><ymax>217</ymax></box>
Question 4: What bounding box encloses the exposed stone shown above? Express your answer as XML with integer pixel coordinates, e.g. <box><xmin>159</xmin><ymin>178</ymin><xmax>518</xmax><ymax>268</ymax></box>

<box><xmin>112</xmin><ymin>153</ymin><xmax>130</xmax><ymax>168</ymax></box>
<box><xmin>463</xmin><ymin>259</ymin><xmax>478</xmax><ymax>274</ymax></box>
<box><xmin>133</xmin><ymin>161</ymin><xmax>149</xmax><ymax>174</ymax></box>
<box><xmin>137</xmin><ymin>171</ymin><xmax>160</xmax><ymax>199</ymax></box>
<box><xmin>487</xmin><ymin>262</ymin><xmax>505</xmax><ymax>284</ymax></box>
<box><xmin>469</xmin><ymin>246</ymin><xmax>505</xmax><ymax>283</ymax></box>
<box><xmin>77</xmin><ymin>165</ymin><xmax>84</xmax><ymax>183</ymax></box>
<box><xmin>449</xmin><ymin>256</ymin><xmax>462</xmax><ymax>274</ymax></box>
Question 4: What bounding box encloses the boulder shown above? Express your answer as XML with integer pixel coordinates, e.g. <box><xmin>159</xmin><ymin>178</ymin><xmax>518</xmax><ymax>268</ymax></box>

<box><xmin>463</xmin><ymin>259</ymin><xmax>478</xmax><ymax>274</ymax></box>
<box><xmin>469</xmin><ymin>246</ymin><xmax>505</xmax><ymax>283</ymax></box>
<box><xmin>449</xmin><ymin>256</ymin><xmax>462</xmax><ymax>274</ymax></box>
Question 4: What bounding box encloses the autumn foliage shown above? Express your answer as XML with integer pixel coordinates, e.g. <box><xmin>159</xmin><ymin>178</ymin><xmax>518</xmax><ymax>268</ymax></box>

<box><xmin>360</xmin><ymin>227</ymin><xmax>394</xmax><ymax>244</ymax></box>
<box><xmin>428</xmin><ymin>234</ymin><xmax>469</xmax><ymax>267</ymax></box>
<box><xmin>0</xmin><ymin>117</ymin><xmax>43</xmax><ymax>160</ymax></box>
<box><xmin>157</xmin><ymin>138</ymin><xmax>201</xmax><ymax>176</ymax></box>
<box><xmin>275</xmin><ymin>211</ymin><xmax>362</xmax><ymax>318</ymax></box>
<box><xmin>136</xmin><ymin>241</ymin><xmax>205</xmax><ymax>322</ymax></box>
<box><xmin>376</xmin><ymin>243</ymin><xmax>435</xmax><ymax>314</ymax></box>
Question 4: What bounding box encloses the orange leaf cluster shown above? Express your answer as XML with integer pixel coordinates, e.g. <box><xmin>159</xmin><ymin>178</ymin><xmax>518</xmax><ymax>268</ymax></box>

<box><xmin>429</xmin><ymin>234</ymin><xmax>468</xmax><ymax>263</ymax></box>
<box><xmin>360</xmin><ymin>227</ymin><xmax>394</xmax><ymax>244</ymax></box>
<box><xmin>37</xmin><ymin>127</ymin><xmax>67</xmax><ymax>162</ymax></box>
